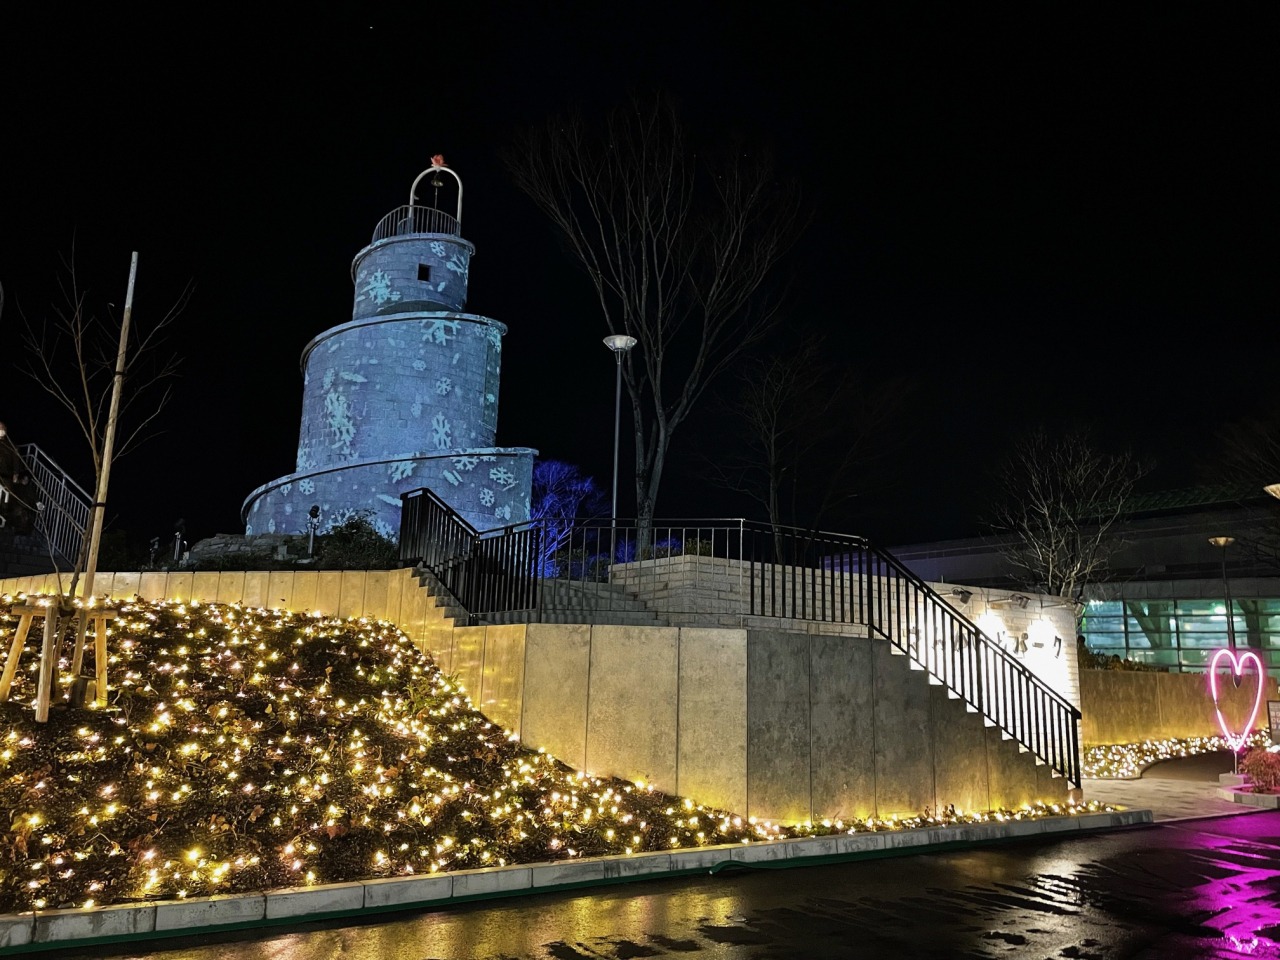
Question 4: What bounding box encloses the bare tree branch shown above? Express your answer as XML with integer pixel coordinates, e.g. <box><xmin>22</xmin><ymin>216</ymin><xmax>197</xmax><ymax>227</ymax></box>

<box><xmin>987</xmin><ymin>427</ymin><xmax>1152</xmax><ymax>602</ymax></box>
<box><xmin>699</xmin><ymin>333</ymin><xmax>917</xmax><ymax>534</ymax></box>
<box><xmin>15</xmin><ymin>250</ymin><xmax>187</xmax><ymax>587</ymax></box>
<box><xmin>506</xmin><ymin>92</ymin><xmax>807</xmax><ymax>535</ymax></box>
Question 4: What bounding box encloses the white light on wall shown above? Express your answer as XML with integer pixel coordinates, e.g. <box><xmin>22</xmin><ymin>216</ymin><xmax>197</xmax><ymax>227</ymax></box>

<box><xmin>1028</xmin><ymin>620</ymin><xmax>1056</xmax><ymax>650</ymax></box>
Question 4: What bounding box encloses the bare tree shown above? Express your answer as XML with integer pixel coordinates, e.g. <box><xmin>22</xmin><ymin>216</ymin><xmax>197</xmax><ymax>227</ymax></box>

<box><xmin>529</xmin><ymin>459</ymin><xmax>606</xmax><ymax>572</ymax></box>
<box><xmin>1215</xmin><ymin>414</ymin><xmax>1280</xmax><ymax>491</ymax></box>
<box><xmin>12</xmin><ymin>249</ymin><xmax>186</xmax><ymax>710</ymax></box>
<box><xmin>20</xmin><ymin>254</ymin><xmax>186</xmax><ymax>579</ymax></box>
<box><xmin>987</xmin><ymin>427</ymin><xmax>1151</xmax><ymax>603</ymax></box>
<box><xmin>700</xmin><ymin>333</ymin><xmax>916</xmax><ymax>537</ymax></box>
<box><xmin>505</xmin><ymin>93</ymin><xmax>807</xmax><ymax>543</ymax></box>
<box><xmin>1207</xmin><ymin>413</ymin><xmax>1280</xmax><ymax>571</ymax></box>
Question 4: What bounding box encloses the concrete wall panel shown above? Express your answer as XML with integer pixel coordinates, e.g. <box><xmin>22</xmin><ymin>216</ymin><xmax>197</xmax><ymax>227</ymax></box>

<box><xmin>242</xmin><ymin>571</ymin><xmax>269</xmax><ymax>609</ymax></box>
<box><xmin>110</xmin><ymin>570</ymin><xmax>141</xmax><ymax>601</ymax></box>
<box><xmin>929</xmin><ymin>686</ymin><xmax>991</xmax><ymax>814</ymax></box>
<box><xmin>451</xmin><ymin>626</ymin><xmax>486</xmax><ymax>702</ymax></box>
<box><xmin>677</xmin><ymin>628</ymin><xmax>747</xmax><ymax>814</ymax></box>
<box><xmin>872</xmin><ymin>645</ymin><xmax>935</xmax><ymax>817</ymax></box>
<box><xmin>384</xmin><ymin>569</ymin><xmax>406</xmax><ymax>627</ymax></box>
<box><xmin>314</xmin><ymin>572</ymin><xmax>342</xmax><ymax>616</ymax></box>
<box><xmin>139</xmin><ymin>572</ymin><xmax>168</xmax><ymax>602</ymax></box>
<box><xmin>398</xmin><ymin>579</ymin><xmax>428</xmax><ymax>651</ymax></box>
<box><xmin>337</xmin><ymin>572</ymin><xmax>366</xmax><ymax>620</ymax></box>
<box><xmin>215</xmin><ymin>572</ymin><xmax>245</xmax><ymax>606</ymax></box>
<box><xmin>189</xmin><ymin>572</ymin><xmax>220</xmax><ymax>604</ymax></box>
<box><xmin>362</xmin><ymin>571</ymin><xmax>389</xmax><ymax>623</ymax></box>
<box><xmin>522</xmin><ymin>623</ymin><xmax>591</xmax><ymax>771</ymax></box>
<box><xmin>984</xmin><ymin>727</ymin><xmax>1044</xmax><ymax>809</ymax></box>
<box><xmin>421</xmin><ymin>624</ymin><xmax>454</xmax><ymax>671</ymax></box>
<box><xmin>267</xmin><ymin>571</ymin><xmax>296</xmax><ymax>611</ymax></box>
<box><xmin>809</xmin><ymin>634</ymin><xmax>877</xmax><ymax>821</ymax></box>
<box><xmin>166</xmin><ymin>572</ymin><xmax>193</xmax><ymax>603</ymax></box>
<box><xmin>479</xmin><ymin>625</ymin><xmax>526</xmax><ymax>736</ymax></box>
<box><xmin>291</xmin><ymin>571</ymin><xmax>318</xmax><ymax>614</ymax></box>
<box><xmin>586</xmin><ymin>626</ymin><xmax>679</xmax><ymax>791</ymax></box>
<box><xmin>746</xmin><ymin>630</ymin><xmax>812</xmax><ymax>823</ymax></box>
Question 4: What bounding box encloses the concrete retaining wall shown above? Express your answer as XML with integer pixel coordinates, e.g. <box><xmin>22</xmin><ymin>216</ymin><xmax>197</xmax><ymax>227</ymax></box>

<box><xmin>0</xmin><ymin>568</ymin><xmax>454</xmax><ymax>653</ymax></box>
<box><xmin>430</xmin><ymin>621</ymin><xmax>1068</xmax><ymax>822</ymax></box>
<box><xmin>1080</xmin><ymin>667</ymin><xmax>1278</xmax><ymax>745</ymax></box>
<box><xmin>612</xmin><ymin>557</ymin><xmax>1081</xmax><ymax>709</ymax></box>
<box><xmin>1</xmin><ymin>570</ymin><xmax>1069</xmax><ymax>822</ymax></box>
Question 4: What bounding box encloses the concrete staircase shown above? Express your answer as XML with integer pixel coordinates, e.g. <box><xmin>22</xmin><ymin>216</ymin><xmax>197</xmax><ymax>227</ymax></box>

<box><xmin>0</xmin><ymin>531</ymin><xmax>60</xmax><ymax>578</ymax></box>
<box><xmin>411</xmin><ymin>564</ymin><xmax>468</xmax><ymax>625</ymax></box>
<box><xmin>889</xmin><ymin>635</ymin><xmax>1056</xmax><ymax>776</ymax></box>
<box><xmin>486</xmin><ymin>578</ymin><xmax>667</xmax><ymax>626</ymax></box>
<box><xmin>412</xmin><ymin>564</ymin><xmax>667</xmax><ymax>627</ymax></box>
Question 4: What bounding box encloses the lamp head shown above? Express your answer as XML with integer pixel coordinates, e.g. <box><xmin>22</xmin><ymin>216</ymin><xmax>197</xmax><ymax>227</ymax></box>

<box><xmin>603</xmin><ymin>334</ymin><xmax>638</xmax><ymax>355</ymax></box>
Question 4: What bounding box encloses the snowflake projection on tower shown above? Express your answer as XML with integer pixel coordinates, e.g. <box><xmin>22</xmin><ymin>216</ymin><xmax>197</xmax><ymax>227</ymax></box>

<box><xmin>243</xmin><ymin>159</ymin><xmax>535</xmax><ymax>538</ymax></box>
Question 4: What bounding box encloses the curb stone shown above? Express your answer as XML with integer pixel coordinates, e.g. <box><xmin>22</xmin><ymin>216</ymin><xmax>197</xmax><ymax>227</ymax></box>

<box><xmin>0</xmin><ymin>809</ymin><xmax>1153</xmax><ymax>955</ymax></box>
<box><xmin>1217</xmin><ymin>786</ymin><xmax>1280</xmax><ymax>808</ymax></box>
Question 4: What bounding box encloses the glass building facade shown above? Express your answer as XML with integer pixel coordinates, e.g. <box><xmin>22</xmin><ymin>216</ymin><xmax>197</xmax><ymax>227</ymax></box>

<box><xmin>1082</xmin><ymin>597</ymin><xmax>1280</xmax><ymax>672</ymax></box>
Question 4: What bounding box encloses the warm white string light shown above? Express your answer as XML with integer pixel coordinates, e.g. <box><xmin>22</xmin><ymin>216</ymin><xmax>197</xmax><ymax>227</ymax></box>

<box><xmin>0</xmin><ymin>593</ymin><xmax>1112</xmax><ymax>912</ymax></box>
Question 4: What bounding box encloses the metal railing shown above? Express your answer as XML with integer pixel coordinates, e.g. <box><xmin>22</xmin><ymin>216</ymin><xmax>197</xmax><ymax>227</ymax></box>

<box><xmin>371</xmin><ymin>205</ymin><xmax>461</xmax><ymax>244</ymax></box>
<box><xmin>398</xmin><ymin>494</ymin><xmax>1082</xmax><ymax>785</ymax></box>
<box><xmin>16</xmin><ymin>443</ymin><xmax>90</xmax><ymax>568</ymax></box>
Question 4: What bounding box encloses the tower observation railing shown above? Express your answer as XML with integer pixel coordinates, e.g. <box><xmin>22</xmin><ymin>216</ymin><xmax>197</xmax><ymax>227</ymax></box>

<box><xmin>371</xmin><ymin>205</ymin><xmax>461</xmax><ymax>244</ymax></box>
<box><xmin>398</xmin><ymin>490</ymin><xmax>1082</xmax><ymax>786</ymax></box>
<box><xmin>16</xmin><ymin>443</ymin><xmax>91</xmax><ymax>568</ymax></box>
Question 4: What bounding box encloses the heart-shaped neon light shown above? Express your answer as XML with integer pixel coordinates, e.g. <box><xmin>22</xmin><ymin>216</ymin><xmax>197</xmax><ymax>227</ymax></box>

<box><xmin>1208</xmin><ymin>648</ymin><xmax>1266</xmax><ymax>752</ymax></box>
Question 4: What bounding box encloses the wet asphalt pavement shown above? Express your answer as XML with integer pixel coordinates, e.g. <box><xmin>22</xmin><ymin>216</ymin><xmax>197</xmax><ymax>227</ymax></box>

<box><xmin>58</xmin><ymin>810</ymin><xmax>1280</xmax><ymax>960</ymax></box>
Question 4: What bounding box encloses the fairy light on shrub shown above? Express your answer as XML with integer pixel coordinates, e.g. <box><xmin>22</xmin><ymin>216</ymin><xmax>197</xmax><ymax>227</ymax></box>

<box><xmin>0</xmin><ymin>595</ymin><xmax>1112</xmax><ymax>912</ymax></box>
<box><xmin>1084</xmin><ymin>732</ymin><xmax>1271</xmax><ymax>779</ymax></box>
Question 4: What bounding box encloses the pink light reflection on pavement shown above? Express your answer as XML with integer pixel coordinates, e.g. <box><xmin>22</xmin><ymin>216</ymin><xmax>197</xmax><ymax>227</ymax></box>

<box><xmin>1186</xmin><ymin>816</ymin><xmax>1280</xmax><ymax>956</ymax></box>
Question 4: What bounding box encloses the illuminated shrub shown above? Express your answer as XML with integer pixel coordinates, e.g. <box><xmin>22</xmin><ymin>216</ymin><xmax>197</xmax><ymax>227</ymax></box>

<box><xmin>1241</xmin><ymin>748</ymin><xmax>1280</xmax><ymax>792</ymax></box>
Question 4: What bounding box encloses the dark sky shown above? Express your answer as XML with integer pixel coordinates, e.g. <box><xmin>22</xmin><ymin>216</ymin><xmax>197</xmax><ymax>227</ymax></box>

<box><xmin>1</xmin><ymin>5</ymin><xmax>1276</xmax><ymax>550</ymax></box>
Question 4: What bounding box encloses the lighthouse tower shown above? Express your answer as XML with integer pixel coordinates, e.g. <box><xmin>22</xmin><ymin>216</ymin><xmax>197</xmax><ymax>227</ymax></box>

<box><xmin>242</xmin><ymin>159</ymin><xmax>536</xmax><ymax>540</ymax></box>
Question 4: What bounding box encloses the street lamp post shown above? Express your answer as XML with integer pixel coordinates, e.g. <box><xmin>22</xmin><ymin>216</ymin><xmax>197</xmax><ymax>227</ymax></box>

<box><xmin>603</xmin><ymin>335</ymin><xmax>638</xmax><ymax>523</ymax></box>
<box><xmin>1209</xmin><ymin>536</ymin><xmax>1236</xmax><ymax>648</ymax></box>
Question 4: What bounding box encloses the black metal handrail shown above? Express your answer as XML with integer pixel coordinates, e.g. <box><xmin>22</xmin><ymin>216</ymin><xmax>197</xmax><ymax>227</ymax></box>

<box><xmin>858</xmin><ymin>542</ymin><xmax>1081</xmax><ymax>787</ymax></box>
<box><xmin>399</xmin><ymin>488</ymin><xmax>478</xmax><ymax>607</ymax></box>
<box><xmin>397</xmin><ymin>494</ymin><xmax>1081</xmax><ymax>785</ymax></box>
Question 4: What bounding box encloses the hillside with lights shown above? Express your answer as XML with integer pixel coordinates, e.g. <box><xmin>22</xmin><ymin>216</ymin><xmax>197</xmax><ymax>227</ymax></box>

<box><xmin>0</xmin><ymin>597</ymin><xmax>1104</xmax><ymax>913</ymax></box>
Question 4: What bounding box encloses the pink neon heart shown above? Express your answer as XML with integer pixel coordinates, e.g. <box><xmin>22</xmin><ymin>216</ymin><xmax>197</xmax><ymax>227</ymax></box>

<box><xmin>1208</xmin><ymin>648</ymin><xmax>1266</xmax><ymax>752</ymax></box>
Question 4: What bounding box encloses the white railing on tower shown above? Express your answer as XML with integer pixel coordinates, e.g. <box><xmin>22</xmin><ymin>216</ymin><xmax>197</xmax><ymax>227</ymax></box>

<box><xmin>371</xmin><ymin>205</ymin><xmax>461</xmax><ymax>244</ymax></box>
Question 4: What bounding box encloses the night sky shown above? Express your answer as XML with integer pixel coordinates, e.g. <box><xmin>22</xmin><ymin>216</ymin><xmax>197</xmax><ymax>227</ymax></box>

<box><xmin>1</xmin><ymin>5</ymin><xmax>1275</xmax><ymax>552</ymax></box>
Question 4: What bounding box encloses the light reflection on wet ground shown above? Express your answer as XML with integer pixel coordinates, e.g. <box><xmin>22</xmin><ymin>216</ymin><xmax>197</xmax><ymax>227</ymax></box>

<box><xmin>60</xmin><ymin>812</ymin><xmax>1280</xmax><ymax>960</ymax></box>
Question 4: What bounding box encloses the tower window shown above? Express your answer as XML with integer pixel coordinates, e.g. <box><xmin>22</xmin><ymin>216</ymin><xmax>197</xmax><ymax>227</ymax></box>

<box><xmin>418</xmin><ymin>264</ymin><xmax>432</xmax><ymax>282</ymax></box>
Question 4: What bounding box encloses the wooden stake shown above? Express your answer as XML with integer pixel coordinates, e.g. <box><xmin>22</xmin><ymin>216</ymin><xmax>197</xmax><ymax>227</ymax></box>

<box><xmin>0</xmin><ymin>609</ymin><xmax>35</xmax><ymax>701</ymax></box>
<box><xmin>35</xmin><ymin>606</ymin><xmax>59</xmax><ymax>723</ymax></box>
<box><xmin>71</xmin><ymin>252</ymin><xmax>137</xmax><ymax>680</ymax></box>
